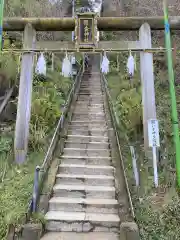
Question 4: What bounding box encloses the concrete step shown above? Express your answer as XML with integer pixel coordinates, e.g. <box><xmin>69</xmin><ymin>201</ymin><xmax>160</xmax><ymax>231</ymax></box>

<box><xmin>68</xmin><ymin>125</ymin><xmax>107</xmax><ymax>131</ymax></box>
<box><xmin>60</xmin><ymin>156</ymin><xmax>112</xmax><ymax>166</ymax></box>
<box><xmin>72</xmin><ymin>114</ymin><xmax>105</xmax><ymax>121</ymax></box>
<box><xmin>45</xmin><ymin>211</ymin><xmax>120</xmax><ymax>232</ymax></box>
<box><xmin>73</xmin><ymin>110</ymin><xmax>104</xmax><ymax>115</ymax></box>
<box><xmin>49</xmin><ymin>197</ymin><xmax>118</xmax><ymax>213</ymax></box>
<box><xmin>74</xmin><ymin>104</ymin><xmax>104</xmax><ymax>107</ymax></box>
<box><xmin>80</xmin><ymin>84</ymin><xmax>101</xmax><ymax>86</ymax></box>
<box><xmin>74</xmin><ymin>106</ymin><xmax>104</xmax><ymax>110</ymax></box>
<box><xmin>70</xmin><ymin>120</ymin><xmax>107</xmax><ymax>127</ymax></box>
<box><xmin>76</xmin><ymin>98</ymin><xmax>103</xmax><ymax>103</ymax></box>
<box><xmin>79</xmin><ymin>88</ymin><xmax>101</xmax><ymax>92</ymax></box>
<box><xmin>66</xmin><ymin>135</ymin><xmax>109</xmax><ymax>143</ymax></box>
<box><xmin>79</xmin><ymin>91</ymin><xmax>102</xmax><ymax>94</ymax></box>
<box><xmin>74</xmin><ymin>107</ymin><xmax>104</xmax><ymax>111</ymax></box>
<box><xmin>73</xmin><ymin>111</ymin><xmax>105</xmax><ymax>116</ymax></box>
<box><xmin>53</xmin><ymin>184</ymin><xmax>116</xmax><ymax>199</ymax></box>
<box><xmin>63</xmin><ymin>148</ymin><xmax>110</xmax><ymax>158</ymax></box>
<box><xmin>76</xmin><ymin>94</ymin><xmax>102</xmax><ymax>97</ymax></box>
<box><xmin>56</xmin><ymin>174</ymin><xmax>114</xmax><ymax>186</ymax></box>
<box><xmin>65</xmin><ymin>141</ymin><xmax>109</xmax><ymax>149</ymax></box>
<box><xmin>78</xmin><ymin>88</ymin><xmax>102</xmax><ymax>92</ymax></box>
<box><xmin>41</xmin><ymin>232</ymin><xmax>119</xmax><ymax>240</ymax></box>
<box><xmin>73</xmin><ymin>110</ymin><xmax>104</xmax><ymax>114</ymax></box>
<box><xmin>76</xmin><ymin>100</ymin><xmax>104</xmax><ymax>105</ymax></box>
<box><xmin>67</xmin><ymin>129</ymin><xmax>108</xmax><ymax>137</ymax></box>
<box><xmin>77</xmin><ymin>92</ymin><xmax>103</xmax><ymax>96</ymax></box>
<box><xmin>58</xmin><ymin>164</ymin><xmax>114</xmax><ymax>176</ymax></box>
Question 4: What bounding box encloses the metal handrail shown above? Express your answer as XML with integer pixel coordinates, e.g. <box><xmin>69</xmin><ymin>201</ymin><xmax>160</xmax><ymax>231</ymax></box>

<box><xmin>31</xmin><ymin>66</ymin><xmax>83</xmax><ymax>212</ymax></box>
<box><xmin>101</xmin><ymin>73</ymin><xmax>135</xmax><ymax>219</ymax></box>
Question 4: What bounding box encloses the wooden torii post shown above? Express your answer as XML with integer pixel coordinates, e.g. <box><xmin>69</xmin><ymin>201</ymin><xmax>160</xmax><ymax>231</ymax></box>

<box><xmin>14</xmin><ymin>24</ymin><xmax>36</xmax><ymax>163</ymax></box>
<box><xmin>3</xmin><ymin>16</ymin><xmax>180</xmax><ymax>163</ymax></box>
<box><xmin>139</xmin><ymin>23</ymin><xmax>156</xmax><ymax>155</ymax></box>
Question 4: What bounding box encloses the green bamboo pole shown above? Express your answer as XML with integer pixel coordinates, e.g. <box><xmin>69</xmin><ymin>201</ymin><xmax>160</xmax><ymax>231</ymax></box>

<box><xmin>163</xmin><ymin>0</ymin><xmax>180</xmax><ymax>187</ymax></box>
<box><xmin>0</xmin><ymin>0</ymin><xmax>4</xmax><ymax>50</ymax></box>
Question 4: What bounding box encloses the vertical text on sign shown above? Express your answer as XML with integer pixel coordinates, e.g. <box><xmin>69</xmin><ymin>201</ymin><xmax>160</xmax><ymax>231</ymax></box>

<box><xmin>148</xmin><ymin>119</ymin><xmax>160</xmax><ymax>147</ymax></box>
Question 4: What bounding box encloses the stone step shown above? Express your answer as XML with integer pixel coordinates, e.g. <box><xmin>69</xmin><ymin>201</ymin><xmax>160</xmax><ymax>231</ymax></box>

<box><xmin>80</xmin><ymin>83</ymin><xmax>101</xmax><ymax>85</ymax></box>
<box><xmin>74</xmin><ymin>107</ymin><xmax>104</xmax><ymax>111</ymax></box>
<box><xmin>77</xmin><ymin>98</ymin><xmax>103</xmax><ymax>102</ymax></box>
<box><xmin>60</xmin><ymin>157</ymin><xmax>112</xmax><ymax>166</ymax></box>
<box><xmin>78</xmin><ymin>92</ymin><xmax>102</xmax><ymax>95</ymax></box>
<box><xmin>79</xmin><ymin>91</ymin><xmax>102</xmax><ymax>94</ymax></box>
<box><xmin>75</xmin><ymin>101</ymin><xmax>104</xmax><ymax>105</ymax></box>
<box><xmin>70</xmin><ymin>120</ymin><xmax>106</xmax><ymax>126</ymax></box>
<box><xmin>65</xmin><ymin>141</ymin><xmax>109</xmax><ymax>150</ymax></box>
<box><xmin>73</xmin><ymin>110</ymin><xmax>104</xmax><ymax>115</ymax></box>
<box><xmin>68</xmin><ymin>125</ymin><xmax>107</xmax><ymax>131</ymax></box>
<box><xmin>74</xmin><ymin>105</ymin><xmax>104</xmax><ymax>109</ymax></box>
<box><xmin>78</xmin><ymin>88</ymin><xmax>102</xmax><ymax>91</ymax></box>
<box><xmin>56</xmin><ymin>174</ymin><xmax>114</xmax><ymax>186</ymax></box>
<box><xmin>66</xmin><ymin>135</ymin><xmax>109</xmax><ymax>143</ymax></box>
<box><xmin>49</xmin><ymin>197</ymin><xmax>118</xmax><ymax>213</ymax></box>
<box><xmin>45</xmin><ymin>211</ymin><xmax>120</xmax><ymax>232</ymax></box>
<box><xmin>72</xmin><ymin>114</ymin><xmax>105</xmax><ymax>121</ymax></box>
<box><xmin>72</xmin><ymin>112</ymin><xmax>105</xmax><ymax>116</ymax></box>
<box><xmin>77</xmin><ymin>95</ymin><xmax>102</xmax><ymax>98</ymax></box>
<box><xmin>53</xmin><ymin>184</ymin><xmax>116</xmax><ymax>199</ymax></box>
<box><xmin>75</xmin><ymin>104</ymin><xmax>104</xmax><ymax>107</ymax></box>
<box><xmin>77</xmin><ymin>96</ymin><xmax>103</xmax><ymax>101</ymax></box>
<box><xmin>67</xmin><ymin>129</ymin><xmax>108</xmax><ymax>137</ymax></box>
<box><xmin>41</xmin><ymin>232</ymin><xmax>119</xmax><ymax>240</ymax></box>
<box><xmin>63</xmin><ymin>148</ymin><xmax>110</xmax><ymax>158</ymax></box>
<box><xmin>73</xmin><ymin>111</ymin><xmax>105</xmax><ymax>115</ymax></box>
<box><xmin>80</xmin><ymin>83</ymin><xmax>101</xmax><ymax>86</ymax></box>
<box><xmin>76</xmin><ymin>100</ymin><xmax>104</xmax><ymax>105</ymax></box>
<box><xmin>79</xmin><ymin>85</ymin><xmax>101</xmax><ymax>87</ymax></box>
<box><xmin>73</xmin><ymin>110</ymin><xmax>104</xmax><ymax>114</ymax></box>
<box><xmin>79</xmin><ymin>88</ymin><xmax>101</xmax><ymax>91</ymax></box>
<box><xmin>58</xmin><ymin>164</ymin><xmax>114</xmax><ymax>176</ymax></box>
<box><xmin>69</xmin><ymin>124</ymin><xmax>107</xmax><ymax>129</ymax></box>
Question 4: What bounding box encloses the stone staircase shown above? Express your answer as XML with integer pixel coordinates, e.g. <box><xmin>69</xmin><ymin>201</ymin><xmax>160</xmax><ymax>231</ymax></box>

<box><xmin>41</xmin><ymin>69</ymin><xmax>121</xmax><ymax>239</ymax></box>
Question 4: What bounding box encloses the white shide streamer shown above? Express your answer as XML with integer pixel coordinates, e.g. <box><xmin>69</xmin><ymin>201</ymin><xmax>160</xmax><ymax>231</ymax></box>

<box><xmin>62</xmin><ymin>53</ymin><xmax>72</xmax><ymax>77</ymax></box>
<box><xmin>101</xmin><ymin>53</ymin><xmax>109</xmax><ymax>74</ymax></box>
<box><xmin>35</xmin><ymin>53</ymin><xmax>46</xmax><ymax>76</ymax></box>
<box><xmin>127</xmin><ymin>52</ymin><xmax>135</xmax><ymax>77</ymax></box>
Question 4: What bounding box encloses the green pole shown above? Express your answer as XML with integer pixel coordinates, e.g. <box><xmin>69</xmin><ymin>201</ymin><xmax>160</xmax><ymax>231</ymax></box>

<box><xmin>163</xmin><ymin>0</ymin><xmax>180</xmax><ymax>188</ymax></box>
<box><xmin>0</xmin><ymin>0</ymin><xmax>4</xmax><ymax>50</ymax></box>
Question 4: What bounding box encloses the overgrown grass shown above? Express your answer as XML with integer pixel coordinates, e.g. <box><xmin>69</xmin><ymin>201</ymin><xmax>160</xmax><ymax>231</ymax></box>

<box><xmin>107</xmin><ymin>53</ymin><xmax>180</xmax><ymax>239</ymax></box>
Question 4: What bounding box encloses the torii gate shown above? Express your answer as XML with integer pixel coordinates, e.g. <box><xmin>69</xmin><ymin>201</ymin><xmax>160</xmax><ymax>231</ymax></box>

<box><xmin>2</xmin><ymin>15</ymin><xmax>180</xmax><ymax>163</ymax></box>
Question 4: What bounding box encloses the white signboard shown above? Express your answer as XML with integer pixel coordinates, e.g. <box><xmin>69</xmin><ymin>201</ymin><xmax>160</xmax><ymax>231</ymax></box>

<box><xmin>148</xmin><ymin>119</ymin><xmax>160</xmax><ymax>147</ymax></box>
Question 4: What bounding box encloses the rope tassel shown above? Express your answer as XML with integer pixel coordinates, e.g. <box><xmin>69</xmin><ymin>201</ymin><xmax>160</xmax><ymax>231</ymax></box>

<box><xmin>101</xmin><ymin>52</ymin><xmax>109</xmax><ymax>74</ymax></box>
<box><xmin>62</xmin><ymin>52</ymin><xmax>72</xmax><ymax>77</ymax></box>
<box><xmin>35</xmin><ymin>52</ymin><xmax>46</xmax><ymax>76</ymax></box>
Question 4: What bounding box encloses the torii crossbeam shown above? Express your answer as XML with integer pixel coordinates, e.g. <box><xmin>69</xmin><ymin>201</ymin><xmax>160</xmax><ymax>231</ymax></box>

<box><xmin>3</xmin><ymin>16</ymin><xmax>180</xmax><ymax>31</ymax></box>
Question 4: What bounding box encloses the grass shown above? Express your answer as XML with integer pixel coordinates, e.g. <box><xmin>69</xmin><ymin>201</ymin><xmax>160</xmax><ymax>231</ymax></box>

<box><xmin>0</xmin><ymin>147</ymin><xmax>44</xmax><ymax>239</ymax></box>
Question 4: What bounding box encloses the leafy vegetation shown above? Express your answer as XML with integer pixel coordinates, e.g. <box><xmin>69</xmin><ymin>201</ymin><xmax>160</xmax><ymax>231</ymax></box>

<box><xmin>0</xmin><ymin>62</ymin><xmax>72</xmax><ymax>239</ymax></box>
<box><xmin>107</xmin><ymin>46</ymin><xmax>180</xmax><ymax>239</ymax></box>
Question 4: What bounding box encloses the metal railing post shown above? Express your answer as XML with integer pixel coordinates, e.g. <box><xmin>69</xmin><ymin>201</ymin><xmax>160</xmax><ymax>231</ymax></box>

<box><xmin>32</xmin><ymin>166</ymin><xmax>40</xmax><ymax>212</ymax></box>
